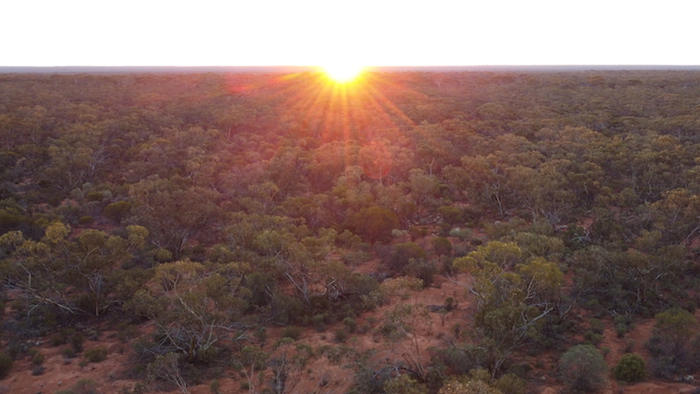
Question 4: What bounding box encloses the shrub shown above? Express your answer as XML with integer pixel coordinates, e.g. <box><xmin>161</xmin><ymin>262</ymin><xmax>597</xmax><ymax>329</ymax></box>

<box><xmin>559</xmin><ymin>344</ymin><xmax>608</xmax><ymax>392</ymax></box>
<box><xmin>494</xmin><ymin>373</ymin><xmax>526</xmax><ymax>394</ymax></box>
<box><xmin>646</xmin><ymin>307</ymin><xmax>700</xmax><ymax>378</ymax></box>
<box><xmin>86</xmin><ymin>191</ymin><xmax>104</xmax><ymax>202</ymax></box>
<box><xmin>84</xmin><ymin>347</ymin><xmax>108</xmax><ymax>363</ymax></box>
<box><xmin>431</xmin><ymin>236</ymin><xmax>453</xmax><ymax>256</ymax></box>
<box><xmin>613</xmin><ymin>353</ymin><xmax>646</xmax><ymax>382</ymax></box>
<box><xmin>31</xmin><ymin>351</ymin><xmax>45</xmax><ymax>365</ymax></box>
<box><xmin>385</xmin><ymin>242</ymin><xmax>427</xmax><ymax>273</ymax></box>
<box><xmin>210</xmin><ymin>378</ymin><xmax>220</xmax><ymax>394</ymax></box>
<box><xmin>78</xmin><ymin>215</ymin><xmax>94</xmax><ymax>225</ymax></box>
<box><xmin>384</xmin><ymin>374</ymin><xmax>428</xmax><ymax>394</ymax></box>
<box><xmin>589</xmin><ymin>318</ymin><xmax>605</xmax><ymax>334</ymax></box>
<box><xmin>342</xmin><ymin>317</ymin><xmax>357</xmax><ymax>333</ymax></box>
<box><xmin>0</xmin><ymin>352</ymin><xmax>12</xmax><ymax>379</ymax></box>
<box><xmin>334</xmin><ymin>328</ymin><xmax>349</xmax><ymax>343</ymax></box>
<box><xmin>280</xmin><ymin>326</ymin><xmax>303</xmax><ymax>340</ymax></box>
<box><xmin>103</xmin><ymin>201</ymin><xmax>132</xmax><ymax>223</ymax></box>
<box><xmin>614</xmin><ymin>315</ymin><xmax>634</xmax><ymax>338</ymax></box>
<box><xmin>583</xmin><ymin>331</ymin><xmax>603</xmax><ymax>346</ymax></box>
<box><xmin>50</xmin><ymin>333</ymin><xmax>67</xmax><ymax>346</ymax></box>
<box><xmin>70</xmin><ymin>333</ymin><xmax>85</xmax><ymax>353</ymax></box>
<box><xmin>62</xmin><ymin>346</ymin><xmax>77</xmax><ymax>359</ymax></box>
<box><xmin>403</xmin><ymin>259</ymin><xmax>437</xmax><ymax>287</ymax></box>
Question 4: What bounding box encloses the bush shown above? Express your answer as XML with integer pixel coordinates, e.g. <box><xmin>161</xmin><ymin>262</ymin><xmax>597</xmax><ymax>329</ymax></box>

<box><xmin>646</xmin><ymin>307</ymin><xmax>700</xmax><ymax>378</ymax></box>
<box><xmin>103</xmin><ymin>201</ymin><xmax>132</xmax><ymax>223</ymax></box>
<box><xmin>559</xmin><ymin>344</ymin><xmax>608</xmax><ymax>392</ymax></box>
<box><xmin>583</xmin><ymin>330</ymin><xmax>603</xmax><ymax>346</ymax></box>
<box><xmin>84</xmin><ymin>347</ymin><xmax>108</xmax><ymax>363</ymax></box>
<box><xmin>614</xmin><ymin>315</ymin><xmax>634</xmax><ymax>338</ymax></box>
<box><xmin>403</xmin><ymin>259</ymin><xmax>437</xmax><ymax>287</ymax></box>
<box><xmin>210</xmin><ymin>378</ymin><xmax>221</xmax><ymax>394</ymax></box>
<box><xmin>334</xmin><ymin>328</ymin><xmax>349</xmax><ymax>343</ymax></box>
<box><xmin>280</xmin><ymin>326</ymin><xmax>303</xmax><ymax>340</ymax></box>
<box><xmin>384</xmin><ymin>374</ymin><xmax>428</xmax><ymax>394</ymax></box>
<box><xmin>31</xmin><ymin>350</ymin><xmax>45</xmax><ymax>365</ymax></box>
<box><xmin>589</xmin><ymin>318</ymin><xmax>605</xmax><ymax>334</ymax></box>
<box><xmin>50</xmin><ymin>333</ymin><xmax>67</xmax><ymax>346</ymax></box>
<box><xmin>70</xmin><ymin>333</ymin><xmax>85</xmax><ymax>353</ymax></box>
<box><xmin>78</xmin><ymin>215</ymin><xmax>94</xmax><ymax>225</ymax></box>
<box><xmin>431</xmin><ymin>237</ymin><xmax>453</xmax><ymax>256</ymax></box>
<box><xmin>494</xmin><ymin>373</ymin><xmax>526</xmax><ymax>394</ymax></box>
<box><xmin>613</xmin><ymin>353</ymin><xmax>646</xmax><ymax>382</ymax></box>
<box><xmin>343</xmin><ymin>317</ymin><xmax>357</xmax><ymax>333</ymax></box>
<box><xmin>86</xmin><ymin>191</ymin><xmax>104</xmax><ymax>202</ymax></box>
<box><xmin>0</xmin><ymin>352</ymin><xmax>12</xmax><ymax>379</ymax></box>
<box><xmin>62</xmin><ymin>346</ymin><xmax>77</xmax><ymax>359</ymax></box>
<box><xmin>384</xmin><ymin>242</ymin><xmax>427</xmax><ymax>273</ymax></box>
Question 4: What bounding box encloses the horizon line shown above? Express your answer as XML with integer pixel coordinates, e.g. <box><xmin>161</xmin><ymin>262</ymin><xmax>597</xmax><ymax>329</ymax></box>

<box><xmin>2</xmin><ymin>65</ymin><xmax>700</xmax><ymax>74</ymax></box>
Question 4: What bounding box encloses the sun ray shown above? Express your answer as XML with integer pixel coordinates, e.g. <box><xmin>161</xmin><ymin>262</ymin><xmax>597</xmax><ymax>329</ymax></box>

<box><xmin>322</xmin><ymin>64</ymin><xmax>365</xmax><ymax>84</ymax></box>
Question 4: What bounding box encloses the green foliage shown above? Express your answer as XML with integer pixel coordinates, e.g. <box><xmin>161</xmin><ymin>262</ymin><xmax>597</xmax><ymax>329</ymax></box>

<box><xmin>56</xmin><ymin>379</ymin><xmax>100</xmax><ymax>394</ymax></box>
<box><xmin>384</xmin><ymin>374</ymin><xmax>429</xmax><ymax>394</ymax></box>
<box><xmin>78</xmin><ymin>215</ymin><xmax>94</xmax><ymax>225</ymax></box>
<box><xmin>559</xmin><ymin>345</ymin><xmax>608</xmax><ymax>392</ymax></box>
<box><xmin>431</xmin><ymin>236</ymin><xmax>453</xmax><ymax>256</ymax></box>
<box><xmin>6</xmin><ymin>68</ymin><xmax>700</xmax><ymax>393</ymax></box>
<box><xmin>646</xmin><ymin>307</ymin><xmax>700</xmax><ymax>378</ymax></box>
<box><xmin>0</xmin><ymin>352</ymin><xmax>12</xmax><ymax>379</ymax></box>
<box><xmin>280</xmin><ymin>326</ymin><xmax>303</xmax><ymax>340</ymax></box>
<box><xmin>493</xmin><ymin>374</ymin><xmax>526</xmax><ymax>394</ymax></box>
<box><xmin>103</xmin><ymin>201</ymin><xmax>132</xmax><ymax>223</ymax></box>
<box><xmin>453</xmin><ymin>241</ymin><xmax>563</xmax><ymax>375</ymax></box>
<box><xmin>351</xmin><ymin>206</ymin><xmax>399</xmax><ymax>244</ymax></box>
<box><xmin>437</xmin><ymin>205</ymin><xmax>464</xmax><ymax>226</ymax></box>
<box><xmin>588</xmin><ymin>318</ymin><xmax>604</xmax><ymax>334</ymax></box>
<box><xmin>403</xmin><ymin>259</ymin><xmax>437</xmax><ymax>287</ymax></box>
<box><xmin>438</xmin><ymin>377</ymin><xmax>503</xmax><ymax>394</ymax></box>
<box><xmin>62</xmin><ymin>346</ymin><xmax>77</xmax><ymax>359</ymax></box>
<box><xmin>343</xmin><ymin>317</ymin><xmax>358</xmax><ymax>333</ymax></box>
<box><xmin>583</xmin><ymin>331</ymin><xmax>603</xmax><ymax>346</ymax></box>
<box><xmin>334</xmin><ymin>328</ymin><xmax>349</xmax><ymax>343</ymax></box>
<box><xmin>30</xmin><ymin>350</ymin><xmax>45</xmax><ymax>365</ymax></box>
<box><xmin>614</xmin><ymin>315</ymin><xmax>634</xmax><ymax>338</ymax></box>
<box><xmin>209</xmin><ymin>378</ymin><xmax>220</xmax><ymax>394</ymax></box>
<box><xmin>84</xmin><ymin>347</ymin><xmax>108</xmax><ymax>363</ymax></box>
<box><xmin>383</xmin><ymin>242</ymin><xmax>427</xmax><ymax>273</ymax></box>
<box><xmin>71</xmin><ymin>333</ymin><xmax>85</xmax><ymax>353</ymax></box>
<box><xmin>612</xmin><ymin>353</ymin><xmax>646</xmax><ymax>382</ymax></box>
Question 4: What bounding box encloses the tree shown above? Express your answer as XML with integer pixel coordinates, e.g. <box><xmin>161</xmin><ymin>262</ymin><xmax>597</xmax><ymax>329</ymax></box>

<box><xmin>558</xmin><ymin>345</ymin><xmax>608</xmax><ymax>392</ymax></box>
<box><xmin>351</xmin><ymin>206</ymin><xmax>399</xmax><ymax>244</ymax></box>
<box><xmin>454</xmin><ymin>242</ymin><xmax>563</xmax><ymax>375</ymax></box>
<box><xmin>147</xmin><ymin>352</ymin><xmax>190</xmax><ymax>393</ymax></box>
<box><xmin>3</xmin><ymin>223</ymin><xmax>146</xmax><ymax>316</ymax></box>
<box><xmin>233</xmin><ymin>345</ymin><xmax>268</xmax><ymax>394</ymax></box>
<box><xmin>129</xmin><ymin>176</ymin><xmax>222</xmax><ymax>257</ymax></box>
<box><xmin>646</xmin><ymin>307</ymin><xmax>700</xmax><ymax>377</ymax></box>
<box><xmin>381</xmin><ymin>303</ymin><xmax>432</xmax><ymax>381</ymax></box>
<box><xmin>612</xmin><ymin>353</ymin><xmax>646</xmax><ymax>382</ymax></box>
<box><xmin>126</xmin><ymin>260</ymin><xmax>251</xmax><ymax>362</ymax></box>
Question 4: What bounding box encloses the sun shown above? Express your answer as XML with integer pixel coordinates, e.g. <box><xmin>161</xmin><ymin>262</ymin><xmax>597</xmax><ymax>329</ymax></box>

<box><xmin>322</xmin><ymin>64</ymin><xmax>365</xmax><ymax>83</ymax></box>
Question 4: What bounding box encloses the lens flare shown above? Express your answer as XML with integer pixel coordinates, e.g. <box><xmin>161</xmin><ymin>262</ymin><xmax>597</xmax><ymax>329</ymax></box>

<box><xmin>322</xmin><ymin>64</ymin><xmax>364</xmax><ymax>83</ymax></box>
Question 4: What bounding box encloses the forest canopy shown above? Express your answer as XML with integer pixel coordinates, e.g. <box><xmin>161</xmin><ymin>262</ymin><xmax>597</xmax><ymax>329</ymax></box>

<box><xmin>2</xmin><ymin>69</ymin><xmax>700</xmax><ymax>393</ymax></box>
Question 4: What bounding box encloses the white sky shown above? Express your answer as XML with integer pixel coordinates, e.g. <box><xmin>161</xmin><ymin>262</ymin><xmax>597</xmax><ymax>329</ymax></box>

<box><xmin>1</xmin><ymin>0</ymin><xmax>698</xmax><ymax>67</ymax></box>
